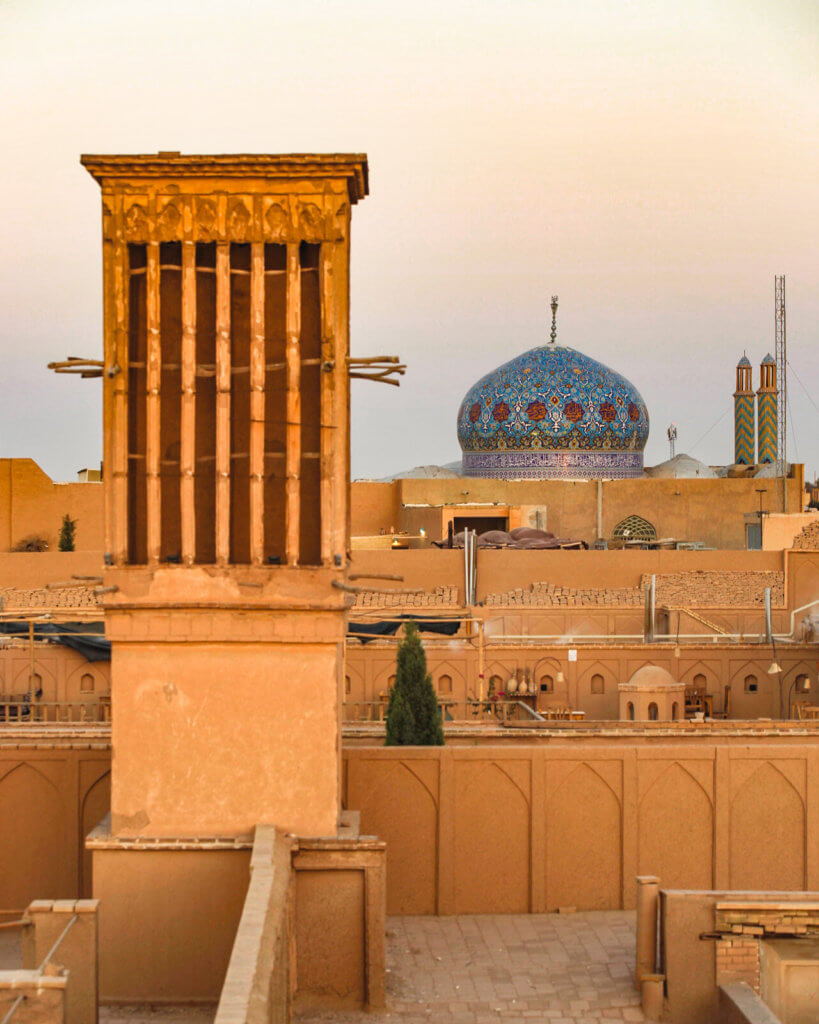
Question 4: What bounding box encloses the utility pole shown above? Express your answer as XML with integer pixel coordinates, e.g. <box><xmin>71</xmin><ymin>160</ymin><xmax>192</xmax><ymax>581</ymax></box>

<box><xmin>775</xmin><ymin>276</ymin><xmax>787</xmax><ymax>511</ymax></box>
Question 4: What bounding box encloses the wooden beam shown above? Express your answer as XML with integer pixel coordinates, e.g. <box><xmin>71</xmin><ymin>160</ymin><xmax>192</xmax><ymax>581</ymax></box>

<box><xmin>109</xmin><ymin>198</ymin><xmax>129</xmax><ymax>566</ymax></box>
<box><xmin>285</xmin><ymin>243</ymin><xmax>301</xmax><ymax>566</ymax></box>
<box><xmin>215</xmin><ymin>242</ymin><xmax>231</xmax><ymax>565</ymax></box>
<box><xmin>180</xmin><ymin>241</ymin><xmax>196</xmax><ymax>565</ymax></box>
<box><xmin>249</xmin><ymin>242</ymin><xmax>265</xmax><ymax>566</ymax></box>
<box><xmin>319</xmin><ymin>243</ymin><xmax>335</xmax><ymax>566</ymax></box>
<box><xmin>145</xmin><ymin>241</ymin><xmax>161</xmax><ymax>565</ymax></box>
<box><xmin>332</xmin><ymin>236</ymin><xmax>351</xmax><ymax>563</ymax></box>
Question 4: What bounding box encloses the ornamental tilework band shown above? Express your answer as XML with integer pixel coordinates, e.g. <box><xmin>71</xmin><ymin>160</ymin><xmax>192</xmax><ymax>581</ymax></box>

<box><xmin>757</xmin><ymin>392</ymin><xmax>777</xmax><ymax>464</ymax></box>
<box><xmin>457</xmin><ymin>344</ymin><xmax>648</xmax><ymax>479</ymax></box>
<box><xmin>462</xmin><ymin>450</ymin><xmax>644</xmax><ymax>480</ymax></box>
<box><xmin>734</xmin><ymin>394</ymin><xmax>755</xmax><ymax>465</ymax></box>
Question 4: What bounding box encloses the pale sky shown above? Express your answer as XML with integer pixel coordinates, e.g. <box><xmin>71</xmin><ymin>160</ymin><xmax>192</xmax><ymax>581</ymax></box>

<box><xmin>1</xmin><ymin>0</ymin><xmax>817</xmax><ymax>484</ymax></box>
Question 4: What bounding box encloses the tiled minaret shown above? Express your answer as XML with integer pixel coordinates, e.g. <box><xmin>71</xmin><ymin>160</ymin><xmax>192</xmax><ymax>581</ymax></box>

<box><xmin>733</xmin><ymin>355</ymin><xmax>755</xmax><ymax>465</ymax></box>
<box><xmin>757</xmin><ymin>353</ymin><xmax>778</xmax><ymax>464</ymax></box>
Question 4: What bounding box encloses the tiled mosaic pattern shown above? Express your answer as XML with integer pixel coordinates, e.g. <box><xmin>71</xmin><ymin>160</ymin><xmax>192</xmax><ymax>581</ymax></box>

<box><xmin>457</xmin><ymin>345</ymin><xmax>648</xmax><ymax>480</ymax></box>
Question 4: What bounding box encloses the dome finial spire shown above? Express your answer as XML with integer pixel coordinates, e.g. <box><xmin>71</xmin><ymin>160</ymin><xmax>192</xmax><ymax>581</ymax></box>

<box><xmin>549</xmin><ymin>295</ymin><xmax>559</xmax><ymax>345</ymax></box>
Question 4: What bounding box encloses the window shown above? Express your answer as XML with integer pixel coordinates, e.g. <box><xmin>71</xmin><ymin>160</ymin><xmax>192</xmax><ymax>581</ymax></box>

<box><xmin>590</xmin><ymin>673</ymin><xmax>605</xmax><ymax>695</ymax></box>
<box><xmin>693</xmin><ymin>673</ymin><xmax>707</xmax><ymax>690</ymax></box>
<box><xmin>438</xmin><ymin>674</ymin><xmax>453</xmax><ymax>694</ymax></box>
<box><xmin>540</xmin><ymin>674</ymin><xmax>554</xmax><ymax>693</ymax></box>
<box><xmin>344</xmin><ymin>675</ymin><xmax>351</xmax><ymax>696</ymax></box>
<box><xmin>627</xmin><ymin>701</ymin><xmax>635</xmax><ymax>721</ymax></box>
<box><xmin>795</xmin><ymin>674</ymin><xmax>810</xmax><ymax>694</ymax></box>
<box><xmin>612</xmin><ymin>515</ymin><xmax>657</xmax><ymax>542</ymax></box>
<box><xmin>80</xmin><ymin>673</ymin><xmax>95</xmax><ymax>693</ymax></box>
<box><xmin>488</xmin><ymin>674</ymin><xmax>503</xmax><ymax>696</ymax></box>
<box><xmin>387</xmin><ymin>674</ymin><xmax>396</xmax><ymax>690</ymax></box>
<box><xmin>672</xmin><ymin>702</ymin><xmax>679</xmax><ymax>720</ymax></box>
<box><xmin>648</xmin><ymin>702</ymin><xmax>659</xmax><ymax>721</ymax></box>
<box><xmin>744</xmin><ymin>674</ymin><xmax>758</xmax><ymax>693</ymax></box>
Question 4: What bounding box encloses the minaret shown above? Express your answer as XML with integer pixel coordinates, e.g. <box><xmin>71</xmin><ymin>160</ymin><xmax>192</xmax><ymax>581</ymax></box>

<box><xmin>757</xmin><ymin>353</ymin><xmax>778</xmax><ymax>464</ymax></box>
<box><xmin>733</xmin><ymin>354</ymin><xmax>754</xmax><ymax>465</ymax></box>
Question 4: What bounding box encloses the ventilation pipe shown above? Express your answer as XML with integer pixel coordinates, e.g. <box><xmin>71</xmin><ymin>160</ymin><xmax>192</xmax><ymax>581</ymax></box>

<box><xmin>462</xmin><ymin>528</ymin><xmax>477</xmax><ymax>605</ymax></box>
<box><xmin>764</xmin><ymin>587</ymin><xmax>772</xmax><ymax>644</ymax></box>
<box><xmin>596</xmin><ymin>480</ymin><xmax>603</xmax><ymax>541</ymax></box>
<box><xmin>644</xmin><ymin>574</ymin><xmax>656</xmax><ymax>642</ymax></box>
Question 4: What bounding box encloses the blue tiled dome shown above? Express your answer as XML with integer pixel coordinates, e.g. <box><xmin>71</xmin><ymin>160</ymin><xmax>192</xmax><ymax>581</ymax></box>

<box><xmin>457</xmin><ymin>344</ymin><xmax>650</xmax><ymax>479</ymax></box>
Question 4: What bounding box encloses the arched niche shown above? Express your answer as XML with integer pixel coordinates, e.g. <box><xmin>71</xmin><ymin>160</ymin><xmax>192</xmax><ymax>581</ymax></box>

<box><xmin>546</xmin><ymin>763</ymin><xmax>621</xmax><ymax>910</ymax></box>
<box><xmin>453</xmin><ymin>761</ymin><xmax>529</xmax><ymax>913</ymax></box>
<box><xmin>66</xmin><ymin>662</ymin><xmax>111</xmax><ymax>700</ymax></box>
<box><xmin>0</xmin><ymin>764</ymin><xmax>64</xmax><ymax>909</ymax></box>
<box><xmin>730</xmin><ymin>762</ymin><xmax>805</xmax><ymax>891</ymax></box>
<box><xmin>81</xmin><ymin>771</ymin><xmax>111</xmax><ymax>897</ymax></box>
<box><xmin>350</xmin><ymin>759</ymin><xmax>438</xmax><ymax>915</ymax></box>
<box><xmin>578</xmin><ymin>662</ymin><xmax>618</xmax><ymax>719</ymax></box>
<box><xmin>12</xmin><ymin>662</ymin><xmax>55</xmax><ymax>699</ymax></box>
<box><xmin>638</xmin><ymin>762</ymin><xmax>713</xmax><ymax>889</ymax></box>
<box><xmin>612</xmin><ymin>515</ymin><xmax>656</xmax><ymax>542</ymax></box>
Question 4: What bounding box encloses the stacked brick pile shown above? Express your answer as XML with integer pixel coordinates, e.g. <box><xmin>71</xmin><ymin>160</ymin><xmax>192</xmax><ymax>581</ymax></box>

<box><xmin>649</xmin><ymin>571</ymin><xmax>785</xmax><ymax>608</ymax></box>
<box><xmin>792</xmin><ymin>519</ymin><xmax>819</xmax><ymax>550</ymax></box>
<box><xmin>0</xmin><ymin>586</ymin><xmax>101</xmax><ymax>610</ymax></box>
<box><xmin>715</xmin><ymin>902</ymin><xmax>819</xmax><ymax>937</ymax></box>
<box><xmin>353</xmin><ymin>585</ymin><xmax>459</xmax><ymax>609</ymax></box>
<box><xmin>484</xmin><ymin>581</ymin><xmax>642</xmax><ymax>607</ymax></box>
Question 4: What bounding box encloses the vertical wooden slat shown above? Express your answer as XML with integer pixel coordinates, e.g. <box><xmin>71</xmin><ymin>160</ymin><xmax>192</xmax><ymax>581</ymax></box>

<box><xmin>319</xmin><ymin>243</ymin><xmax>335</xmax><ymax>566</ymax></box>
<box><xmin>250</xmin><ymin>243</ymin><xmax>266</xmax><ymax>566</ymax></box>
<box><xmin>180</xmin><ymin>241</ymin><xmax>196</xmax><ymax>565</ymax></box>
<box><xmin>145</xmin><ymin>241</ymin><xmax>161</xmax><ymax>565</ymax></box>
<box><xmin>332</xmin><ymin>230</ymin><xmax>351</xmax><ymax>562</ymax></box>
<box><xmin>285</xmin><ymin>243</ymin><xmax>301</xmax><ymax>566</ymax></box>
<box><xmin>215</xmin><ymin>242</ymin><xmax>231</xmax><ymax>566</ymax></box>
<box><xmin>113</xmin><ymin>237</ymin><xmax>130</xmax><ymax>566</ymax></box>
<box><xmin>108</xmin><ymin>193</ymin><xmax>129</xmax><ymax>566</ymax></box>
<box><xmin>101</xmin><ymin>205</ymin><xmax>115</xmax><ymax>563</ymax></box>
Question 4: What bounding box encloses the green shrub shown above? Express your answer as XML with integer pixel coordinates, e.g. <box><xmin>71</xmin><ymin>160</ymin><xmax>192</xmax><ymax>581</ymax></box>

<box><xmin>385</xmin><ymin>622</ymin><xmax>444</xmax><ymax>746</ymax></box>
<box><xmin>58</xmin><ymin>514</ymin><xmax>77</xmax><ymax>552</ymax></box>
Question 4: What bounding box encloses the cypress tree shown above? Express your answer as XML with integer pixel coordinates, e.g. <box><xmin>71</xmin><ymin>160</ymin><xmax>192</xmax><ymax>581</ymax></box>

<box><xmin>385</xmin><ymin>622</ymin><xmax>444</xmax><ymax>746</ymax></box>
<box><xmin>385</xmin><ymin>687</ymin><xmax>415</xmax><ymax>746</ymax></box>
<box><xmin>58</xmin><ymin>514</ymin><xmax>76</xmax><ymax>552</ymax></box>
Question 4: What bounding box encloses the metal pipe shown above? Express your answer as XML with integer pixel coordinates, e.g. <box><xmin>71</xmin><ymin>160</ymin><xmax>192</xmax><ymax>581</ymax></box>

<box><xmin>1</xmin><ymin>995</ymin><xmax>24</xmax><ymax>1024</ymax></box>
<box><xmin>596</xmin><ymin>479</ymin><xmax>603</xmax><ymax>540</ymax></box>
<box><xmin>37</xmin><ymin>913</ymin><xmax>78</xmax><ymax>971</ymax></box>
<box><xmin>764</xmin><ymin>587</ymin><xmax>772</xmax><ymax>644</ymax></box>
<box><xmin>463</xmin><ymin>527</ymin><xmax>469</xmax><ymax>606</ymax></box>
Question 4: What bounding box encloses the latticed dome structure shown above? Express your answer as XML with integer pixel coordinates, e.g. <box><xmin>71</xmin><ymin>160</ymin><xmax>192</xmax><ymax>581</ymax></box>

<box><xmin>457</xmin><ymin>299</ymin><xmax>649</xmax><ymax>479</ymax></box>
<box><xmin>612</xmin><ymin>515</ymin><xmax>656</xmax><ymax>542</ymax></box>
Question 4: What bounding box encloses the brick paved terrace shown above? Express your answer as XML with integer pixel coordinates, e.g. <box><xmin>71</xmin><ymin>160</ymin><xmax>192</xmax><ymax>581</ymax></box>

<box><xmin>300</xmin><ymin>911</ymin><xmax>645</xmax><ymax>1024</ymax></box>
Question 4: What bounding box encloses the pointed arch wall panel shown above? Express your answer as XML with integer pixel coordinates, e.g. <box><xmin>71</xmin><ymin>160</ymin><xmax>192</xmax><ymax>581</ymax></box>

<box><xmin>344</xmin><ymin>744</ymin><xmax>819</xmax><ymax>915</ymax></box>
<box><xmin>0</xmin><ymin>744</ymin><xmax>111</xmax><ymax>913</ymax></box>
<box><xmin>3</xmin><ymin>740</ymin><xmax>819</xmax><ymax>915</ymax></box>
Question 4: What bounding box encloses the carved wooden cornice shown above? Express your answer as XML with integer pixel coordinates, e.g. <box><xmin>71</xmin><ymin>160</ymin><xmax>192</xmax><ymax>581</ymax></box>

<box><xmin>81</xmin><ymin>152</ymin><xmax>369</xmax><ymax>203</ymax></box>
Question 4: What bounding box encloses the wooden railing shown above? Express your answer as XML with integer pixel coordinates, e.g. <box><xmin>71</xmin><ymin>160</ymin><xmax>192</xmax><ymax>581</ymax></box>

<box><xmin>0</xmin><ymin>700</ymin><xmax>111</xmax><ymax>724</ymax></box>
<box><xmin>343</xmin><ymin>699</ymin><xmax>545</xmax><ymax>725</ymax></box>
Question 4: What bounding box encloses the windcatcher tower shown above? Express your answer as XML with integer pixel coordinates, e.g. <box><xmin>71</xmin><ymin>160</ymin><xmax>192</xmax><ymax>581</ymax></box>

<box><xmin>757</xmin><ymin>353</ymin><xmax>778</xmax><ymax>465</ymax></box>
<box><xmin>79</xmin><ymin>155</ymin><xmax>384</xmax><ymax>1004</ymax></box>
<box><xmin>733</xmin><ymin>355</ymin><xmax>754</xmax><ymax>465</ymax></box>
<box><xmin>81</xmin><ymin>152</ymin><xmax>368</xmax><ymax>838</ymax></box>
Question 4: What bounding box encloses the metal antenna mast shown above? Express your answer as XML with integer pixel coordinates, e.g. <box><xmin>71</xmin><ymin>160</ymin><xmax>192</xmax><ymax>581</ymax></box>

<box><xmin>775</xmin><ymin>275</ymin><xmax>787</xmax><ymax>509</ymax></box>
<box><xmin>667</xmin><ymin>423</ymin><xmax>677</xmax><ymax>460</ymax></box>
